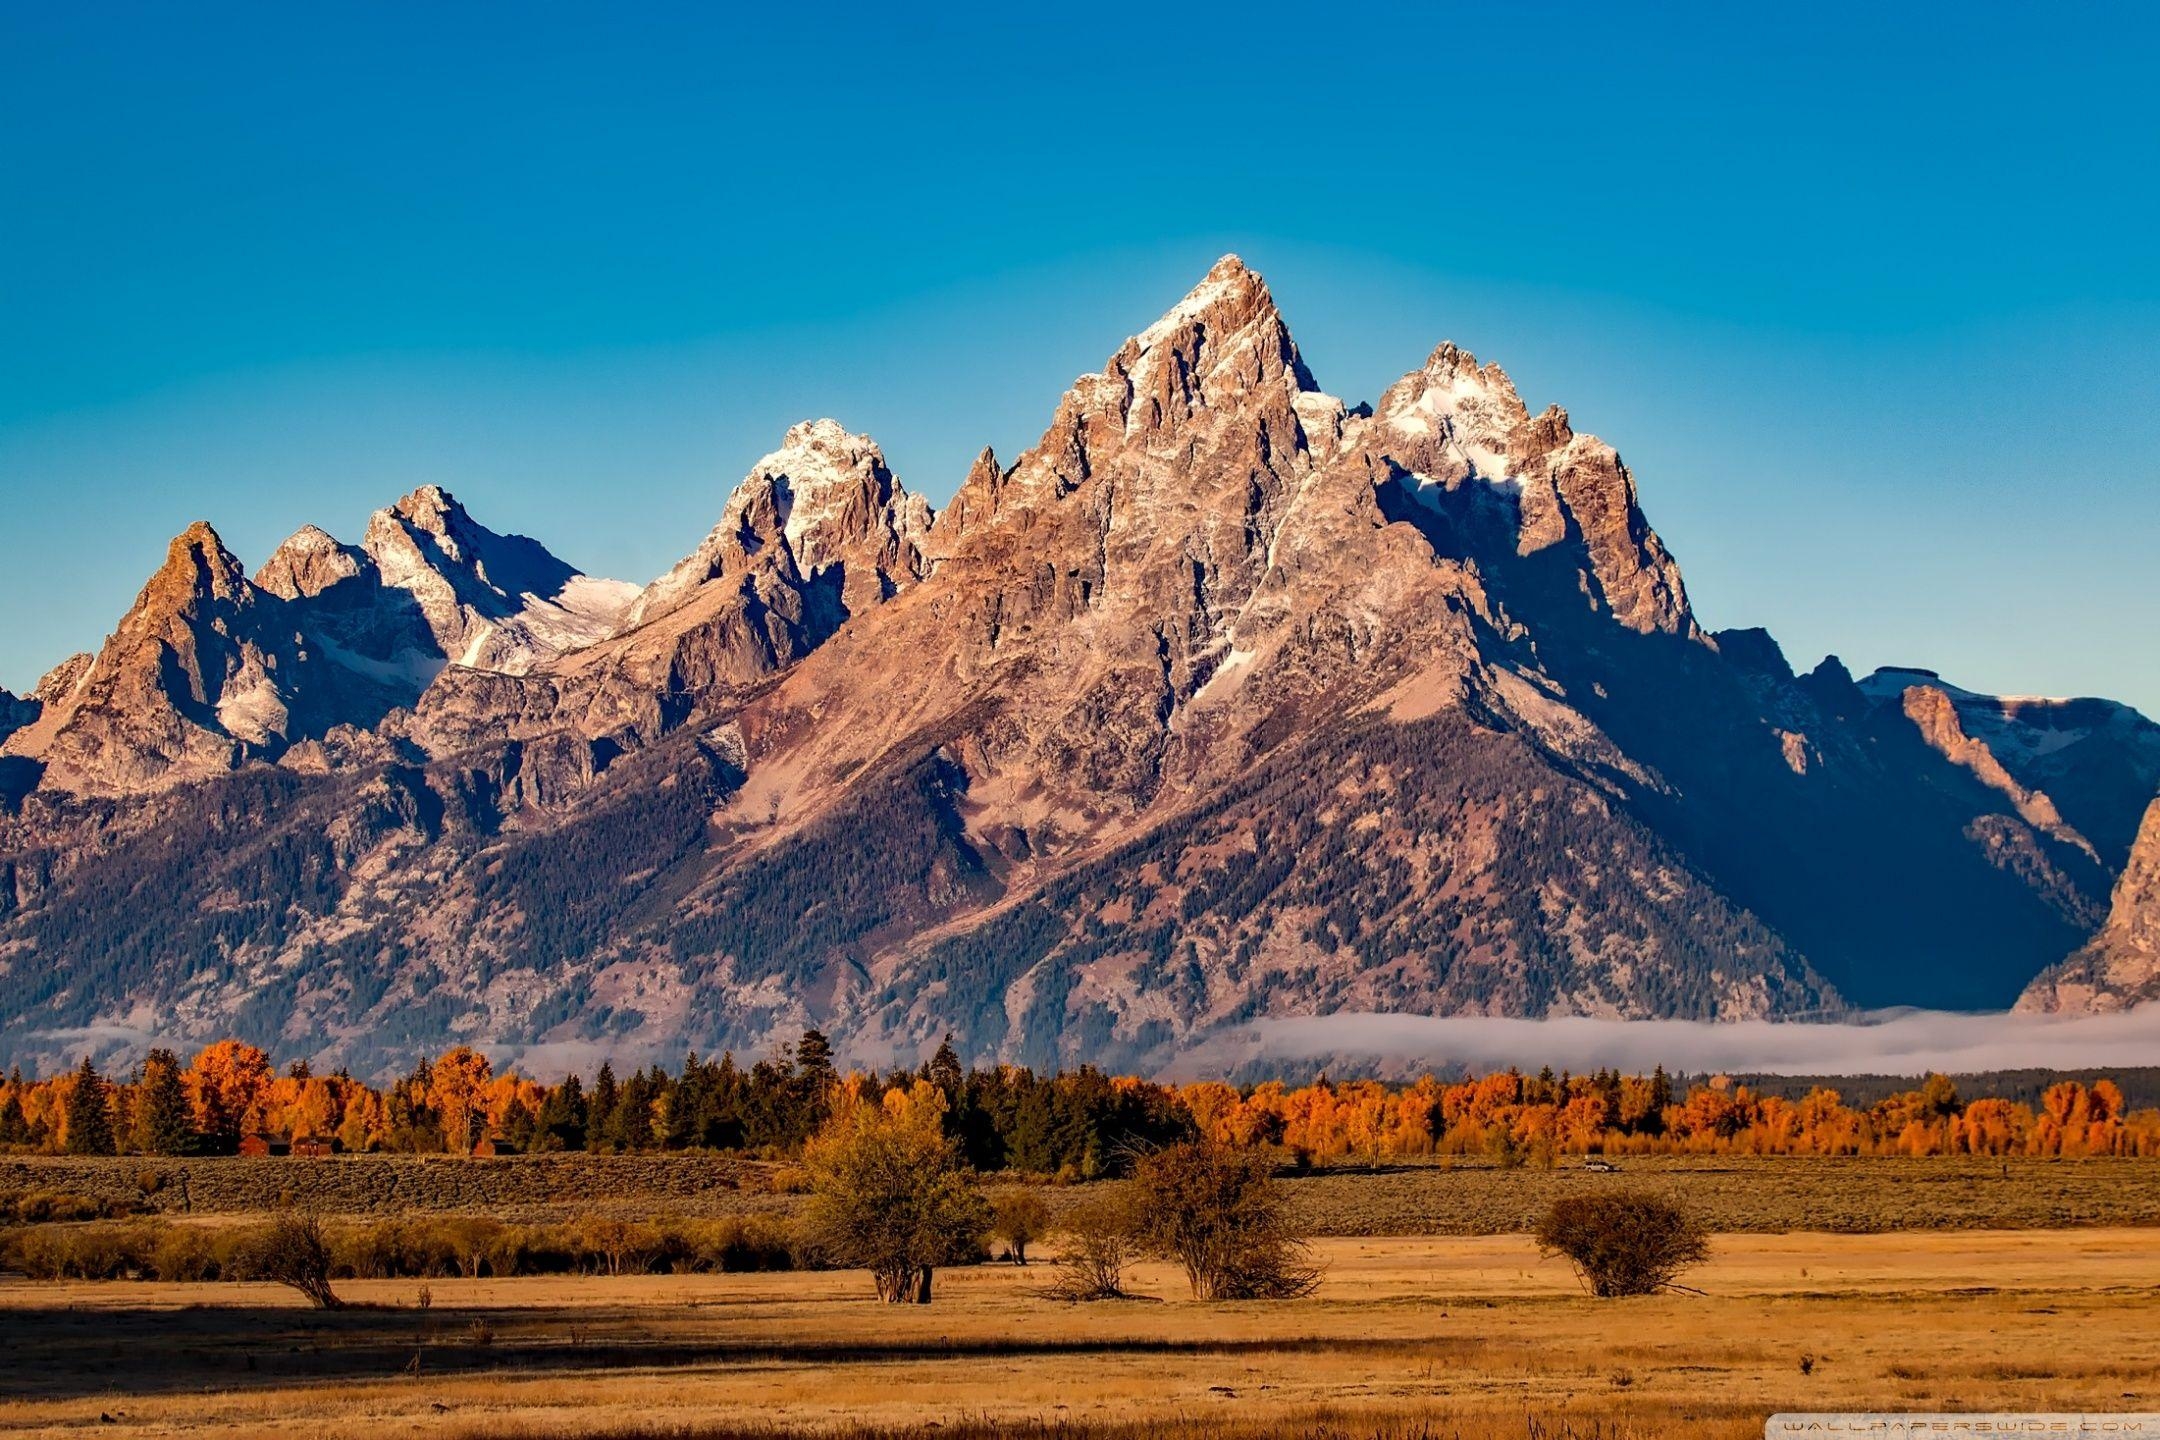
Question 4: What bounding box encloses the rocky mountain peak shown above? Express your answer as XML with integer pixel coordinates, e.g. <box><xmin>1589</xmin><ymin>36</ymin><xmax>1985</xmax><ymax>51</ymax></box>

<box><xmin>1372</xmin><ymin>342</ymin><xmax>1530</xmax><ymax>478</ymax></box>
<box><xmin>151</xmin><ymin>521</ymin><xmax>254</xmax><ymax>613</ymax></box>
<box><xmin>256</xmin><ymin>524</ymin><xmax>366</xmax><ymax>601</ymax></box>
<box><xmin>1109</xmin><ymin>255</ymin><xmax>1317</xmax><ymax>437</ymax></box>
<box><xmin>364</xmin><ymin>485</ymin><xmax>484</xmax><ymax>581</ymax></box>
<box><xmin>1363</xmin><ymin>339</ymin><xmax>1694</xmax><ymax>637</ymax></box>
<box><xmin>943</xmin><ymin>257</ymin><xmax>1335</xmax><ymax>551</ymax></box>
<box><xmin>739</xmin><ymin>419</ymin><xmax>925</xmax><ymax>577</ymax></box>
<box><xmin>389</xmin><ymin>483</ymin><xmax>463</xmax><ymax>534</ymax></box>
<box><xmin>357</xmin><ymin>486</ymin><xmax>633</xmax><ymax>673</ymax></box>
<box><xmin>620</xmin><ymin>419</ymin><xmax>929</xmax><ymax>635</ymax></box>
<box><xmin>1129</xmin><ymin>255</ymin><xmax>1287</xmax><ymax>352</ymax></box>
<box><xmin>0</xmin><ymin>521</ymin><xmax>296</xmax><ymax>792</ymax></box>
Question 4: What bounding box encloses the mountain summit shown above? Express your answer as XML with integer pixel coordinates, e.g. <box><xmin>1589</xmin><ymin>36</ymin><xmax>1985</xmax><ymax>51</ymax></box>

<box><xmin>1</xmin><ymin>496</ymin><xmax>633</xmax><ymax>794</ymax></box>
<box><xmin>0</xmin><ymin>258</ymin><xmax>2150</xmax><ymax>1074</ymax></box>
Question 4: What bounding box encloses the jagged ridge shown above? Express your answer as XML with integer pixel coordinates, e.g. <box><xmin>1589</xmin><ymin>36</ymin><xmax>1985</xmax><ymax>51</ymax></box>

<box><xmin>0</xmin><ymin>256</ymin><xmax>2150</xmax><ymax>1076</ymax></box>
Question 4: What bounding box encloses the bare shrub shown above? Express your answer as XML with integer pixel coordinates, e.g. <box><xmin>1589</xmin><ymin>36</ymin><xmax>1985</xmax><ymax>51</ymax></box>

<box><xmin>1129</xmin><ymin>1141</ymin><xmax>1320</xmax><ymax>1301</ymax></box>
<box><xmin>1043</xmin><ymin>1190</ymin><xmax>1137</xmax><ymax>1301</ymax></box>
<box><xmin>245</xmin><ymin>1203</ymin><xmax>344</xmax><ymax>1309</ymax></box>
<box><xmin>991</xmin><ymin>1190</ymin><xmax>1051</xmax><ymax>1265</ymax></box>
<box><xmin>440</xmin><ymin>1217</ymin><xmax>505</xmax><ymax>1278</ymax></box>
<box><xmin>1535</xmin><ymin>1190</ymin><xmax>1709</xmax><ymax>1297</ymax></box>
<box><xmin>576</xmin><ymin>1217</ymin><xmax>657</xmax><ymax>1276</ymax></box>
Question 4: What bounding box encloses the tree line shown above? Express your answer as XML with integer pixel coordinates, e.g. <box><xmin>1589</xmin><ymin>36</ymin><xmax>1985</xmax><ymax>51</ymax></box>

<box><xmin>5</xmin><ymin>1034</ymin><xmax>2159</xmax><ymax>1163</ymax></box>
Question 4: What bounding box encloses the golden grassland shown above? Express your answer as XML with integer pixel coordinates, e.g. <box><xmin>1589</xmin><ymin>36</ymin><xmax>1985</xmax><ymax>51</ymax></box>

<box><xmin>10</xmin><ymin>1153</ymin><xmax>2160</xmax><ymax>1231</ymax></box>
<box><xmin>2</xmin><ymin>1229</ymin><xmax>2157</xmax><ymax>1439</ymax></box>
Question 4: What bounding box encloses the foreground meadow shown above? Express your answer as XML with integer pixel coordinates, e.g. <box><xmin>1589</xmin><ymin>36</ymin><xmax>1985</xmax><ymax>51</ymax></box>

<box><xmin>3</xmin><ymin>1229</ymin><xmax>2156</xmax><ymax>1439</ymax></box>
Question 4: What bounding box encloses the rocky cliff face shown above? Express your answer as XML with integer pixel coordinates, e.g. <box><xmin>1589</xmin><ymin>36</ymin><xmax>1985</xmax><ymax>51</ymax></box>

<box><xmin>1857</xmin><ymin>667</ymin><xmax>2160</xmax><ymax>870</ymax></box>
<box><xmin>0</xmin><ymin>688</ymin><xmax>31</xmax><ymax>744</ymax></box>
<box><xmin>1</xmin><ymin>524</ymin><xmax>310</xmax><ymax>793</ymax></box>
<box><xmin>1</xmin><ymin>492</ymin><xmax>634</xmax><ymax>796</ymax></box>
<box><xmin>356</xmin><ymin>485</ymin><xmax>637</xmax><ymax>675</ymax></box>
<box><xmin>2020</xmin><ymin>798</ymin><xmax>2160</xmax><ymax>1011</ymax></box>
<box><xmin>0</xmin><ymin>256</ymin><xmax>2149</xmax><ymax>1074</ymax></box>
<box><xmin>1368</xmin><ymin>341</ymin><xmax>1694</xmax><ymax>638</ymax></box>
<box><xmin>404</xmin><ymin>420</ymin><xmax>933</xmax><ymax>758</ymax></box>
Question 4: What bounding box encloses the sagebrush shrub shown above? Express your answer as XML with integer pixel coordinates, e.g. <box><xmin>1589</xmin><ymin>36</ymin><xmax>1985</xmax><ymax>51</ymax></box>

<box><xmin>1535</xmin><ymin>1190</ymin><xmax>1708</xmax><ymax>1297</ymax></box>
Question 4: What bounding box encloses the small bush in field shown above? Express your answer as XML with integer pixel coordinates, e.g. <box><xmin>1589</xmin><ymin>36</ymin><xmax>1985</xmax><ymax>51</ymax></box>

<box><xmin>1128</xmin><ymin>1141</ymin><xmax>1320</xmax><ymax>1301</ymax></box>
<box><xmin>1535</xmin><ymin>1190</ymin><xmax>1708</xmax><ymax>1297</ymax></box>
<box><xmin>1044</xmin><ymin>1191</ymin><xmax>1138</xmax><ymax>1301</ymax></box>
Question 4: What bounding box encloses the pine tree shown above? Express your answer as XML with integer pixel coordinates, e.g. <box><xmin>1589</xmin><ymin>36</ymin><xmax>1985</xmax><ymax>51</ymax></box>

<box><xmin>604</xmin><ymin>1071</ymin><xmax>656</xmax><ymax>1150</ymax></box>
<box><xmin>587</xmin><ymin>1063</ymin><xmax>619</xmax><ymax>1152</ymax></box>
<box><xmin>666</xmin><ymin>1053</ymin><xmax>708</xmax><ymax>1149</ymax></box>
<box><xmin>928</xmin><ymin>1034</ymin><xmax>963</xmax><ymax>1096</ymax></box>
<box><xmin>0</xmin><ymin>1080</ymin><xmax>27</xmax><ymax>1148</ymax></box>
<box><xmin>65</xmin><ymin>1056</ymin><xmax>117</xmax><ymax>1155</ymax></box>
<box><xmin>134</xmin><ymin>1048</ymin><xmax>196</xmax><ymax>1156</ymax></box>
<box><xmin>796</xmin><ymin>1029</ymin><xmax>836</xmax><ymax>1084</ymax></box>
<box><xmin>533</xmin><ymin>1074</ymin><xmax>586</xmax><ymax>1152</ymax></box>
<box><xmin>499</xmin><ymin>1095</ymin><xmax>537</xmax><ymax>1153</ymax></box>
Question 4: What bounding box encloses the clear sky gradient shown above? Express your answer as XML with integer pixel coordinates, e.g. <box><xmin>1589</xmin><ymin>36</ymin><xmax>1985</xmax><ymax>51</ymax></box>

<box><xmin>3</xmin><ymin>3</ymin><xmax>2155</xmax><ymax>714</ymax></box>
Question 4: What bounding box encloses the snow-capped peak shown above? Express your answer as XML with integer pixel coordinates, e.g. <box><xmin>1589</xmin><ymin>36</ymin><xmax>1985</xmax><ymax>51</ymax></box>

<box><xmin>747</xmin><ymin>419</ymin><xmax>902</xmax><ymax>574</ymax></box>
<box><xmin>618</xmin><ymin>419</ymin><xmax>930</xmax><ymax>633</ymax></box>
<box><xmin>1133</xmin><ymin>254</ymin><xmax>1263</xmax><ymax>353</ymax></box>
<box><xmin>1374</xmin><ymin>342</ymin><xmax>1532</xmax><ymax>484</ymax></box>
<box><xmin>353</xmin><ymin>489</ymin><xmax>634</xmax><ymax>673</ymax></box>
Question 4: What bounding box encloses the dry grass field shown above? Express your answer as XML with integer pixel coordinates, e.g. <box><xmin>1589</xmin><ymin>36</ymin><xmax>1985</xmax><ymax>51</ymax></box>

<box><xmin>3</xmin><ymin>1229</ymin><xmax>2157</xmax><ymax>1440</ymax></box>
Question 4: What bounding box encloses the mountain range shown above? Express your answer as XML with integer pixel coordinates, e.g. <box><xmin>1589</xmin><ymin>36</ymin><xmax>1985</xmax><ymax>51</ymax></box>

<box><xmin>2</xmin><ymin>257</ymin><xmax>2155</xmax><ymax>1076</ymax></box>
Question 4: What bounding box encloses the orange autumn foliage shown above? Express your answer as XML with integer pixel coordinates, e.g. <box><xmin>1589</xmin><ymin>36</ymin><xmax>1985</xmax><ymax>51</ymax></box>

<box><xmin>2</xmin><ymin>1046</ymin><xmax>2159</xmax><ymax>1162</ymax></box>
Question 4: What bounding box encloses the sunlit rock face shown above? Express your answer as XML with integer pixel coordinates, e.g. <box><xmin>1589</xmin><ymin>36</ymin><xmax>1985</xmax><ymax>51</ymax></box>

<box><xmin>0</xmin><ymin>257</ymin><xmax>2150</xmax><ymax>1075</ymax></box>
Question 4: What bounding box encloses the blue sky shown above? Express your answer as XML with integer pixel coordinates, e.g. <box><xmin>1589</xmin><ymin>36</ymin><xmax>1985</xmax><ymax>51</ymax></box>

<box><xmin>2</xmin><ymin>3</ymin><xmax>2155</xmax><ymax>714</ymax></box>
